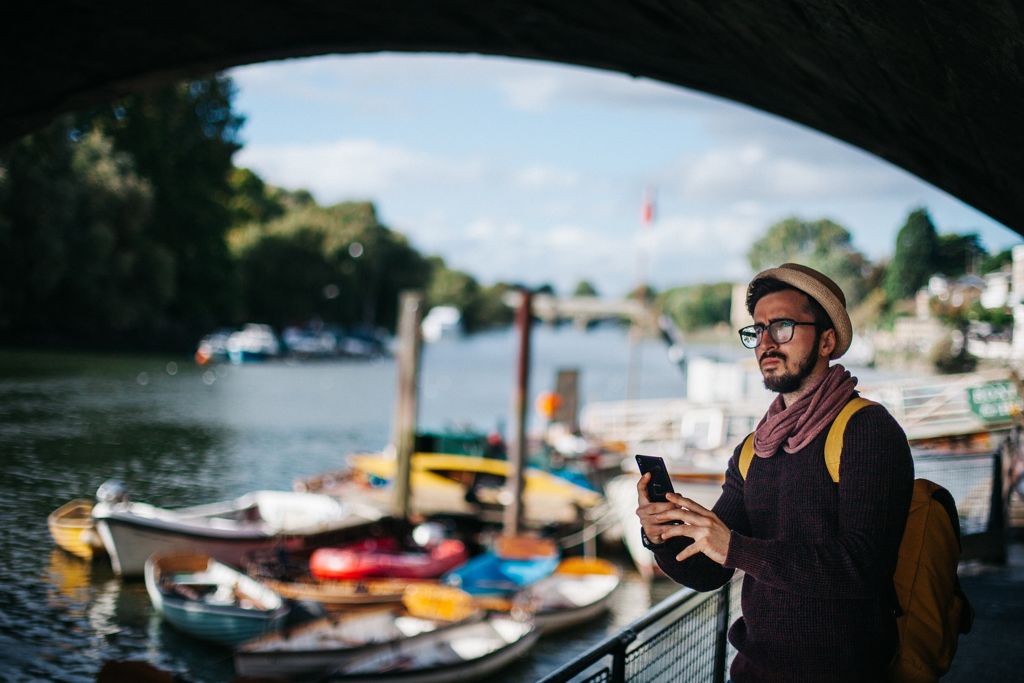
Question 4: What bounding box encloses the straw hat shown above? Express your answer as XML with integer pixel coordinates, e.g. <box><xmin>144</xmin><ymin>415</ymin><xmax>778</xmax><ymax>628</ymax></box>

<box><xmin>748</xmin><ymin>263</ymin><xmax>852</xmax><ymax>359</ymax></box>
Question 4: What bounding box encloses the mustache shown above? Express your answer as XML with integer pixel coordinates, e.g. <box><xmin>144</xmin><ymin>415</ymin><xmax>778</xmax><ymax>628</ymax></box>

<box><xmin>760</xmin><ymin>351</ymin><xmax>786</xmax><ymax>363</ymax></box>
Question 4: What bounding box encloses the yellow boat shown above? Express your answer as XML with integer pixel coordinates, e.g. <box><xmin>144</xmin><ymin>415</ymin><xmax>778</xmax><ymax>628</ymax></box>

<box><xmin>346</xmin><ymin>453</ymin><xmax>604</xmax><ymax>525</ymax></box>
<box><xmin>47</xmin><ymin>499</ymin><xmax>105</xmax><ymax>560</ymax></box>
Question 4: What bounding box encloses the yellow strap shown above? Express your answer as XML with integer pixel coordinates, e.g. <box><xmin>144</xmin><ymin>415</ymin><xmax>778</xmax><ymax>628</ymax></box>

<box><xmin>739</xmin><ymin>398</ymin><xmax>876</xmax><ymax>482</ymax></box>
<box><xmin>823</xmin><ymin>397</ymin><xmax>877</xmax><ymax>483</ymax></box>
<box><xmin>739</xmin><ymin>432</ymin><xmax>756</xmax><ymax>480</ymax></box>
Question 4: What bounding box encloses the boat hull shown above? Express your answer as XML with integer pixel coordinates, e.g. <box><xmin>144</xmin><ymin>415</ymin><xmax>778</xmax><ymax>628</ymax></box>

<box><xmin>332</xmin><ymin>616</ymin><xmax>538</xmax><ymax>683</ymax></box>
<box><xmin>145</xmin><ymin>553</ymin><xmax>288</xmax><ymax>647</ymax></box>
<box><xmin>96</xmin><ymin>516</ymin><xmax>293</xmax><ymax>577</ymax></box>
<box><xmin>48</xmin><ymin>499</ymin><xmax>105</xmax><ymax>561</ymax></box>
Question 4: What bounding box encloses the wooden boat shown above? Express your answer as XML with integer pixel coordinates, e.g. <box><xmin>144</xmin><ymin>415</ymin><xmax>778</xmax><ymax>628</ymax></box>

<box><xmin>92</xmin><ymin>484</ymin><xmax>382</xmax><ymax>577</ymax></box>
<box><xmin>234</xmin><ymin>585</ymin><xmax>480</xmax><ymax>679</ymax></box>
<box><xmin>326</xmin><ymin>614</ymin><xmax>538</xmax><ymax>683</ymax></box>
<box><xmin>145</xmin><ymin>552</ymin><xmax>289</xmax><ymax>646</ymax></box>
<box><xmin>48</xmin><ymin>498</ymin><xmax>105</xmax><ymax>560</ymax></box>
<box><xmin>523</xmin><ymin>557</ymin><xmax>622</xmax><ymax>634</ymax></box>
<box><xmin>297</xmin><ymin>453</ymin><xmax>604</xmax><ymax>526</ymax></box>
<box><xmin>309</xmin><ymin>537</ymin><xmax>469</xmax><ymax>580</ymax></box>
<box><xmin>443</xmin><ymin>536</ymin><xmax>559</xmax><ymax>598</ymax></box>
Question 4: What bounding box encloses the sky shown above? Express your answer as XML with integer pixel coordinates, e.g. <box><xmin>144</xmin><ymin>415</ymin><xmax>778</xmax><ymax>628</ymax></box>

<box><xmin>229</xmin><ymin>53</ymin><xmax>1021</xmax><ymax>298</ymax></box>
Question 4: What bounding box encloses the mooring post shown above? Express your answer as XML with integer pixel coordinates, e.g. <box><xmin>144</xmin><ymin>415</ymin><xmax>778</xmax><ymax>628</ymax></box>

<box><xmin>504</xmin><ymin>288</ymin><xmax>533</xmax><ymax>536</ymax></box>
<box><xmin>392</xmin><ymin>290</ymin><xmax>424</xmax><ymax>521</ymax></box>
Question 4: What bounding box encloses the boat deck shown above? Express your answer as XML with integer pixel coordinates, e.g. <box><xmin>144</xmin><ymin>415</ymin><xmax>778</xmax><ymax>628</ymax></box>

<box><xmin>946</xmin><ymin>540</ymin><xmax>1024</xmax><ymax>682</ymax></box>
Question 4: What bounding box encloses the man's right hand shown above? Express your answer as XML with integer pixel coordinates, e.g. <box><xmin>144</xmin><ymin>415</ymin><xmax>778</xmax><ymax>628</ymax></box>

<box><xmin>636</xmin><ymin>472</ymin><xmax>685</xmax><ymax>544</ymax></box>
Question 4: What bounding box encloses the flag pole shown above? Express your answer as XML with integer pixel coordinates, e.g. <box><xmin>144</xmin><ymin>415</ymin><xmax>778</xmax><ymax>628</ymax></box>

<box><xmin>626</xmin><ymin>187</ymin><xmax>655</xmax><ymax>401</ymax></box>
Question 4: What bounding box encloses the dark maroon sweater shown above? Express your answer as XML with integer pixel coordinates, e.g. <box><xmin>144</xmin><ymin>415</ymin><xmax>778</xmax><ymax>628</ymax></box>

<box><xmin>650</xmin><ymin>404</ymin><xmax>914</xmax><ymax>682</ymax></box>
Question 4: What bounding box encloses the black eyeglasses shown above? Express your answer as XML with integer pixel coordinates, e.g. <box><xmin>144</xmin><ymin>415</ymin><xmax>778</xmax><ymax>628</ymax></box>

<box><xmin>738</xmin><ymin>319</ymin><xmax>818</xmax><ymax>349</ymax></box>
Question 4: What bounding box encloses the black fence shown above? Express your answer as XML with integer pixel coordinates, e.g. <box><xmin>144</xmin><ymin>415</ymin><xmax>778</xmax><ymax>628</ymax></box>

<box><xmin>541</xmin><ymin>432</ymin><xmax>1018</xmax><ymax>683</ymax></box>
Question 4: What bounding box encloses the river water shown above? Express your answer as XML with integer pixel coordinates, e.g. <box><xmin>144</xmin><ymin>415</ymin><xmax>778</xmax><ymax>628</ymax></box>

<box><xmin>1</xmin><ymin>325</ymin><xmax>723</xmax><ymax>682</ymax></box>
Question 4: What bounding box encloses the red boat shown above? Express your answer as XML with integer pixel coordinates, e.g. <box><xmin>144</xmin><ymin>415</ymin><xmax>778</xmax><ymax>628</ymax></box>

<box><xmin>309</xmin><ymin>537</ymin><xmax>469</xmax><ymax>580</ymax></box>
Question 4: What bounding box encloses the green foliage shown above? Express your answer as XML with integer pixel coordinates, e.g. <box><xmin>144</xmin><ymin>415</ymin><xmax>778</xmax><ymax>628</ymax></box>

<box><xmin>935</xmin><ymin>232</ymin><xmax>985</xmax><ymax>277</ymax></box>
<box><xmin>980</xmin><ymin>248</ymin><xmax>1014</xmax><ymax>274</ymax></box>
<box><xmin>0</xmin><ymin>121</ymin><xmax>177</xmax><ymax>345</ymax></box>
<box><xmin>425</xmin><ymin>261</ymin><xmax>513</xmax><ymax>332</ymax></box>
<box><xmin>747</xmin><ymin>216</ymin><xmax>869</xmax><ymax>304</ymax></box>
<box><xmin>885</xmin><ymin>208</ymin><xmax>940</xmax><ymax>301</ymax></box>
<box><xmin>573</xmin><ymin>280</ymin><xmax>599</xmax><ymax>297</ymax></box>
<box><xmin>234</xmin><ymin>199</ymin><xmax>432</xmax><ymax>331</ymax></box>
<box><xmin>658</xmin><ymin>283</ymin><xmax>733</xmax><ymax>331</ymax></box>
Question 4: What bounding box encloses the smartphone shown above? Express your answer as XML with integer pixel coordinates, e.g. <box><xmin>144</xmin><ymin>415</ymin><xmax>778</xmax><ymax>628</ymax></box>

<box><xmin>635</xmin><ymin>454</ymin><xmax>676</xmax><ymax>503</ymax></box>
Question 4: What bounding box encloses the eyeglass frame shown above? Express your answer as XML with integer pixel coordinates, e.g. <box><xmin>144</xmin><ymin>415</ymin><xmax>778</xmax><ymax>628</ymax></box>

<box><xmin>738</xmin><ymin>319</ymin><xmax>820</xmax><ymax>349</ymax></box>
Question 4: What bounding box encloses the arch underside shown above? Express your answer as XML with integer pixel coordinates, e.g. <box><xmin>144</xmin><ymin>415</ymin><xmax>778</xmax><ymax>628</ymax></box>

<box><xmin>3</xmin><ymin>1</ymin><xmax>1022</xmax><ymax>233</ymax></box>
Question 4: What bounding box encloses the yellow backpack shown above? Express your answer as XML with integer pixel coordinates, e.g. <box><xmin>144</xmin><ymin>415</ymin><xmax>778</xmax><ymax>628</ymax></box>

<box><xmin>739</xmin><ymin>397</ymin><xmax>974</xmax><ymax>683</ymax></box>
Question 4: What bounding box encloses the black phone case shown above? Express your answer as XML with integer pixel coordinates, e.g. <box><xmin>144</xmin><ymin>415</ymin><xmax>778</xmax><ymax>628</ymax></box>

<box><xmin>636</xmin><ymin>454</ymin><xmax>675</xmax><ymax>503</ymax></box>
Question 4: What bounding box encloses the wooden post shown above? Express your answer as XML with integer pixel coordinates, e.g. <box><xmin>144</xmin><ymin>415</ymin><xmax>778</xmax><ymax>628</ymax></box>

<box><xmin>392</xmin><ymin>290</ymin><xmax>424</xmax><ymax>521</ymax></box>
<box><xmin>504</xmin><ymin>288</ymin><xmax>533</xmax><ymax>536</ymax></box>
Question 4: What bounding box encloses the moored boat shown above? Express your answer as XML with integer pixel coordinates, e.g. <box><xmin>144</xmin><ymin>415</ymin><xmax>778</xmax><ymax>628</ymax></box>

<box><xmin>92</xmin><ymin>482</ymin><xmax>382</xmax><ymax>577</ymax></box>
<box><xmin>443</xmin><ymin>536</ymin><xmax>559</xmax><ymax>598</ymax></box>
<box><xmin>299</xmin><ymin>453</ymin><xmax>604</xmax><ymax>528</ymax></box>
<box><xmin>523</xmin><ymin>557</ymin><xmax>622</xmax><ymax>634</ymax></box>
<box><xmin>145</xmin><ymin>552</ymin><xmax>289</xmax><ymax>646</ymax></box>
<box><xmin>47</xmin><ymin>498</ymin><xmax>105</xmax><ymax>561</ymax></box>
<box><xmin>326</xmin><ymin>613</ymin><xmax>538</xmax><ymax>683</ymax></box>
<box><xmin>309</xmin><ymin>537</ymin><xmax>469</xmax><ymax>580</ymax></box>
<box><xmin>234</xmin><ymin>585</ymin><xmax>480</xmax><ymax>679</ymax></box>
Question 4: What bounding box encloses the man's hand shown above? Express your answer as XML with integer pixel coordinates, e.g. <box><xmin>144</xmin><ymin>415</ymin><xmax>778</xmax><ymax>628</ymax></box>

<box><xmin>635</xmin><ymin>473</ymin><xmax>684</xmax><ymax>544</ymax></box>
<box><xmin>658</xmin><ymin>492</ymin><xmax>731</xmax><ymax>565</ymax></box>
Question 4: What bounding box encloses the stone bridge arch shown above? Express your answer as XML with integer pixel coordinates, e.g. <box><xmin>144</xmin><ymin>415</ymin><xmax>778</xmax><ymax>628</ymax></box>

<box><xmin>3</xmin><ymin>1</ymin><xmax>1022</xmax><ymax>233</ymax></box>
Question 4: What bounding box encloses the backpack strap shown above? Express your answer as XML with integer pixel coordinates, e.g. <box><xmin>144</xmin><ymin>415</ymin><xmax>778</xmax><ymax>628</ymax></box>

<box><xmin>823</xmin><ymin>397</ymin><xmax>877</xmax><ymax>483</ymax></box>
<box><xmin>740</xmin><ymin>397</ymin><xmax>877</xmax><ymax>483</ymax></box>
<box><xmin>739</xmin><ymin>432</ymin><xmax>755</xmax><ymax>480</ymax></box>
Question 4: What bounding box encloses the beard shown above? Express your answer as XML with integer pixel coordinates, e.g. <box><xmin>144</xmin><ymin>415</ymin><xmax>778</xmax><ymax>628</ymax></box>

<box><xmin>761</xmin><ymin>344</ymin><xmax>819</xmax><ymax>393</ymax></box>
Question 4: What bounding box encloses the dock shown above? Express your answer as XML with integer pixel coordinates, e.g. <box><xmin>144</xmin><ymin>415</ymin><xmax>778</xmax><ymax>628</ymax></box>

<box><xmin>947</xmin><ymin>541</ymin><xmax>1024</xmax><ymax>682</ymax></box>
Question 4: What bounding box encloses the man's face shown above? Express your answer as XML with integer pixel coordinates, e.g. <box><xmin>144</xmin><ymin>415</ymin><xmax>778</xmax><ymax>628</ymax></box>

<box><xmin>751</xmin><ymin>289</ymin><xmax>825</xmax><ymax>394</ymax></box>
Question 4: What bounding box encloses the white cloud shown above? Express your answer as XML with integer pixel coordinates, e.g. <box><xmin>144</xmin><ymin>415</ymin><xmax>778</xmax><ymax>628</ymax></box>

<box><xmin>512</xmin><ymin>165</ymin><xmax>579</xmax><ymax>190</ymax></box>
<box><xmin>235</xmin><ymin>139</ymin><xmax>482</xmax><ymax>202</ymax></box>
<box><xmin>671</xmin><ymin>142</ymin><xmax>919</xmax><ymax>203</ymax></box>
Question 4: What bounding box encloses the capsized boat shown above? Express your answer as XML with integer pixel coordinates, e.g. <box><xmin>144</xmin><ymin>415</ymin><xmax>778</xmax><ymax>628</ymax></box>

<box><xmin>309</xmin><ymin>537</ymin><xmax>469</xmax><ymax>580</ymax></box>
<box><xmin>299</xmin><ymin>453</ymin><xmax>604</xmax><ymax>527</ymax></box>
<box><xmin>48</xmin><ymin>498</ymin><xmax>106</xmax><ymax>560</ymax></box>
<box><xmin>522</xmin><ymin>557</ymin><xmax>622</xmax><ymax>634</ymax></box>
<box><xmin>233</xmin><ymin>584</ymin><xmax>480</xmax><ymax>679</ymax></box>
<box><xmin>92</xmin><ymin>480</ymin><xmax>382</xmax><ymax>577</ymax></box>
<box><xmin>145</xmin><ymin>552</ymin><xmax>289</xmax><ymax>646</ymax></box>
<box><xmin>326</xmin><ymin>614</ymin><xmax>538</xmax><ymax>683</ymax></box>
<box><xmin>443</xmin><ymin>536</ymin><xmax>559</xmax><ymax>598</ymax></box>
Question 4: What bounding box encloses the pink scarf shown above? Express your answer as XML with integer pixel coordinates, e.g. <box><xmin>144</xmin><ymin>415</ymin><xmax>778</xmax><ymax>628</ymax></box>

<box><xmin>753</xmin><ymin>364</ymin><xmax>858</xmax><ymax>458</ymax></box>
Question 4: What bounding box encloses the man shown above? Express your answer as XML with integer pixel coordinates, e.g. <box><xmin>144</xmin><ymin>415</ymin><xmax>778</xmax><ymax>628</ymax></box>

<box><xmin>636</xmin><ymin>263</ymin><xmax>913</xmax><ymax>682</ymax></box>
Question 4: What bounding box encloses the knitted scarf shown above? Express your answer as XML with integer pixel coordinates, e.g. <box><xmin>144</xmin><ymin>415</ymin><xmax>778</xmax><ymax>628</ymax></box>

<box><xmin>753</xmin><ymin>364</ymin><xmax>858</xmax><ymax>458</ymax></box>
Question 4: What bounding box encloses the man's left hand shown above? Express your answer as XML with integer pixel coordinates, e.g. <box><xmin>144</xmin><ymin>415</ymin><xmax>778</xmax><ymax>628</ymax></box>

<box><xmin>658</xmin><ymin>493</ymin><xmax>731</xmax><ymax>565</ymax></box>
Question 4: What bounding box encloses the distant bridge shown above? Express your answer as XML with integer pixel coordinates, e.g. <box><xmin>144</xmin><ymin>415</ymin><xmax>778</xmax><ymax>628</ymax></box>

<box><xmin>503</xmin><ymin>292</ymin><xmax>657</xmax><ymax>327</ymax></box>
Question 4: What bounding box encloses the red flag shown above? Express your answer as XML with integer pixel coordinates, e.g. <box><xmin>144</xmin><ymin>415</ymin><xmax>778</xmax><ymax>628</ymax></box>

<box><xmin>641</xmin><ymin>188</ymin><xmax>655</xmax><ymax>227</ymax></box>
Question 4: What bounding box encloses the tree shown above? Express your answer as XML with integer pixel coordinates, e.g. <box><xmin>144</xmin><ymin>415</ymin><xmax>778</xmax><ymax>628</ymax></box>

<box><xmin>84</xmin><ymin>75</ymin><xmax>245</xmax><ymax>343</ymax></box>
<box><xmin>748</xmin><ymin>217</ymin><xmax>870</xmax><ymax>304</ymax></box>
<box><xmin>981</xmin><ymin>247</ymin><xmax>1014</xmax><ymax>274</ymax></box>
<box><xmin>658</xmin><ymin>283</ymin><xmax>733</xmax><ymax>331</ymax></box>
<box><xmin>573</xmin><ymin>280</ymin><xmax>599</xmax><ymax>297</ymax></box>
<box><xmin>935</xmin><ymin>232</ymin><xmax>985</xmax><ymax>277</ymax></box>
<box><xmin>885</xmin><ymin>208</ymin><xmax>940</xmax><ymax>301</ymax></box>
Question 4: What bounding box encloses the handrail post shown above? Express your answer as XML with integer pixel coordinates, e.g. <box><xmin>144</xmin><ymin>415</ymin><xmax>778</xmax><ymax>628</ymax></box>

<box><xmin>713</xmin><ymin>582</ymin><xmax>731</xmax><ymax>683</ymax></box>
<box><xmin>611</xmin><ymin>629</ymin><xmax>634</xmax><ymax>683</ymax></box>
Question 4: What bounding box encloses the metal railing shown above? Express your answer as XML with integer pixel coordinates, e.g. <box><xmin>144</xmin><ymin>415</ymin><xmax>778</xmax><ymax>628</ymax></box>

<box><xmin>543</xmin><ymin>433</ymin><xmax>1018</xmax><ymax>683</ymax></box>
<box><xmin>539</xmin><ymin>574</ymin><xmax>742</xmax><ymax>683</ymax></box>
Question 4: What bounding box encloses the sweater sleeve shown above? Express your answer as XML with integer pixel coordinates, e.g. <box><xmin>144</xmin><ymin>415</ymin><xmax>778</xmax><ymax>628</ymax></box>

<box><xmin>649</xmin><ymin>445</ymin><xmax>749</xmax><ymax>591</ymax></box>
<box><xmin>722</xmin><ymin>406</ymin><xmax>914</xmax><ymax>599</ymax></box>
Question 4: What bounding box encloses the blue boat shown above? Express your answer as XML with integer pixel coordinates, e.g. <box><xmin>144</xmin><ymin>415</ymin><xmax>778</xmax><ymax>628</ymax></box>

<box><xmin>145</xmin><ymin>552</ymin><xmax>289</xmax><ymax>647</ymax></box>
<box><xmin>443</xmin><ymin>537</ymin><xmax>560</xmax><ymax>597</ymax></box>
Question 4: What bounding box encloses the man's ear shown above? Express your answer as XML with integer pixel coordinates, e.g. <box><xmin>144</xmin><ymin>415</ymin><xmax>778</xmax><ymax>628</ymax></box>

<box><xmin>819</xmin><ymin>328</ymin><xmax>837</xmax><ymax>358</ymax></box>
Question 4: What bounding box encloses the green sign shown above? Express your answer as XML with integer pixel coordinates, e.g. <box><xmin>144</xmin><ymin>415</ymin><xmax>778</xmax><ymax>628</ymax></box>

<box><xmin>967</xmin><ymin>380</ymin><xmax>1021</xmax><ymax>422</ymax></box>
